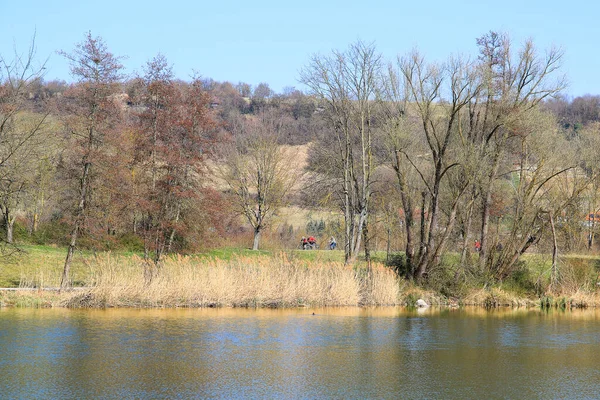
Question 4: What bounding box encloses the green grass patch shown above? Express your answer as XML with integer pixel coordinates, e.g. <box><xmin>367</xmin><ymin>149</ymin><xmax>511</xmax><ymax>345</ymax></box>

<box><xmin>196</xmin><ymin>247</ymin><xmax>348</xmax><ymax>264</ymax></box>
<box><xmin>0</xmin><ymin>244</ymin><xmax>93</xmax><ymax>288</ymax></box>
<box><xmin>198</xmin><ymin>247</ymin><xmax>272</xmax><ymax>260</ymax></box>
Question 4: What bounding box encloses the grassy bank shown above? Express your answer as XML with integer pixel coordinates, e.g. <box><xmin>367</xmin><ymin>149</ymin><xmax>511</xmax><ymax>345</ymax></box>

<box><xmin>0</xmin><ymin>245</ymin><xmax>345</xmax><ymax>288</ymax></box>
<box><xmin>1</xmin><ymin>245</ymin><xmax>600</xmax><ymax>308</ymax></box>
<box><xmin>0</xmin><ymin>244</ymin><xmax>92</xmax><ymax>287</ymax></box>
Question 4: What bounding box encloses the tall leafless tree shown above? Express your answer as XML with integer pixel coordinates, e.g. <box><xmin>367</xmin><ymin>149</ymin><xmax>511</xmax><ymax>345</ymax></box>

<box><xmin>468</xmin><ymin>31</ymin><xmax>566</xmax><ymax>271</ymax></box>
<box><xmin>219</xmin><ymin>113</ymin><xmax>296</xmax><ymax>250</ymax></box>
<box><xmin>0</xmin><ymin>35</ymin><xmax>52</xmax><ymax>248</ymax></box>
<box><xmin>300</xmin><ymin>41</ymin><xmax>382</xmax><ymax>264</ymax></box>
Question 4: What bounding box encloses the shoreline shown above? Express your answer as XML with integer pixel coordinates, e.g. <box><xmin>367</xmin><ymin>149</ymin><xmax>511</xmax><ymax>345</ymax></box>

<box><xmin>3</xmin><ymin>251</ymin><xmax>600</xmax><ymax>310</ymax></box>
<box><xmin>1</xmin><ymin>287</ymin><xmax>596</xmax><ymax>310</ymax></box>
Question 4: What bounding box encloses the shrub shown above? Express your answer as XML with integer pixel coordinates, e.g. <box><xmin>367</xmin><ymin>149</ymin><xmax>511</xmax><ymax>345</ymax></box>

<box><xmin>30</xmin><ymin>221</ymin><xmax>71</xmax><ymax>246</ymax></box>
<box><xmin>503</xmin><ymin>261</ymin><xmax>537</xmax><ymax>295</ymax></box>
<box><xmin>117</xmin><ymin>232</ymin><xmax>145</xmax><ymax>252</ymax></box>
<box><xmin>559</xmin><ymin>258</ymin><xmax>598</xmax><ymax>293</ymax></box>
<box><xmin>386</xmin><ymin>253</ymin><xmax>408</xmax><ymax>277</ymax></box>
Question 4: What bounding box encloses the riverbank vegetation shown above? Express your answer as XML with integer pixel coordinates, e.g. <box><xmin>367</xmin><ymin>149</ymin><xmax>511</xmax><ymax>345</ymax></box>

<box><xmin>1</xmin><ymin>252</ymin><xmax>401</xmax><ymax>308</ymax></box>
<box><xmin>3</xmin><ymin>31</ymin><xmax>600</xmax><ymax>308</ymax></box>
<box><xmin>1</xmin><ymin>247</ymin><xmax>599</xmax><ymax>309</ymax></box>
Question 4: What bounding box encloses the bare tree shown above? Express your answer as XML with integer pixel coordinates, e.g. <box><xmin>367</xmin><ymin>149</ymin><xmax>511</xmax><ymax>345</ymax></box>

<box><xmin>0</xmin><ymin>35</ymin><xmax>50</xmax><ymax>244</ymax></box>
<box><xmin>0</xmin><ymin>113</ymin><xmax>54</xmax><ymax>243</ymax></box>
<box><xmin>300</xmin><ymin>40</ymin><xmax>382</xmax><ymax>264</ymax></box>
<box><xmin>485</xmin><ymin>110</ymin><xmax>582</xmax><ymax>281</ymax></box>
<box><xmin>468</xmin><ymin>31</ymin><xmax>566</xmax><ymax>271</ymax></box>
<box><xmin>133</xmin><ymin>53</ymin><xmax>176</xmax><ymax>266</ymax></box>
<box><xmin>380</xmin><ymin>50</ymin><xmax>479</xmax><ymax>280</ymax></box>
<box><xmin>379</xmin><ymin>34</ymin><xmax>567</xmax><ymax>281</ymax></box>
<box><xmin>219</xmin><ymin>114</ymin><xmax>295</xmax><ymax>250</ymax></box>
<box><xmin>572</xmin><ymin>122</ymin><xmax>600</xmax><ymax>252</ymax></box>
<box><xmin>380</xmin><ymin>61</ymin><xmax>424</xmax><ymax>278</ymax></box>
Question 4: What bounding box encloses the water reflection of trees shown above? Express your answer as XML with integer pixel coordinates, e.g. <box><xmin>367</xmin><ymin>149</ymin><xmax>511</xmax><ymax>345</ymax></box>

<box><xmin>2</xmin><ymin>308</ymin><xmax>600</xmax><ymax>398</ymax></box>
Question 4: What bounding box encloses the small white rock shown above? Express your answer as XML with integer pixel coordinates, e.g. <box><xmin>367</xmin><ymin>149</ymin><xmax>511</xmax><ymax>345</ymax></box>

<box><xmin>415</xmin><ymin>299</ymin><xmax>429</xmax><ymax>308</ymax></box>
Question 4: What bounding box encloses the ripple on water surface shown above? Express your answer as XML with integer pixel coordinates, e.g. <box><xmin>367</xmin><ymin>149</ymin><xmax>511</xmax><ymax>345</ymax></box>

<box><xmin>1</xmin><ymin>307</ymin><xmax>600</xmax><ymax>399</ymax></box>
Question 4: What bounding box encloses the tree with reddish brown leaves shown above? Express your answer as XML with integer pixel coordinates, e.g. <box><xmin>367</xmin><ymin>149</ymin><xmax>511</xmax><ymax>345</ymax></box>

<box><xmin>57</xmin><ymin>32</ymin><xmax>125</xmax><ymax>289</ymax></box>
<box><xmin>132</xmin><ymin>56</ymin><xmax>216</xmax><ymax>274</ymax></box>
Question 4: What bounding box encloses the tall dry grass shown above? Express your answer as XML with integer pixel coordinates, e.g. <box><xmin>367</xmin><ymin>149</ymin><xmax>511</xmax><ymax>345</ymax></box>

<box><xmin>65</xmin><ymin>253</ymin><xmax>402</xmax><ymax>308</ymax></box>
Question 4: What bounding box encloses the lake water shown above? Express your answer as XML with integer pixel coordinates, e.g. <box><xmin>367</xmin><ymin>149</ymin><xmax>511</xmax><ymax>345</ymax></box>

<box><xmin>1</xmin><ymin>307</ymin><xmax>600</xmax><ymax>399</ymax></box>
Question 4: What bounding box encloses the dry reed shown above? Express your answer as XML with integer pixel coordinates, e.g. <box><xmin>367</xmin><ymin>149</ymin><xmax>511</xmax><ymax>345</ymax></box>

<box><xmin>64</xmin><ymin>253</ymin><xmax>402</xmax><ymax>308</ymax></box>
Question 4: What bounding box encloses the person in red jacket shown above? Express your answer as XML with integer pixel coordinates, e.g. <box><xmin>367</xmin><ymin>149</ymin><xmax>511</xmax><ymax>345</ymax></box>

<box><xmin>300</xmin><ymin>237</ymin><xmax>308</xmax><ymax>250</ymax></box>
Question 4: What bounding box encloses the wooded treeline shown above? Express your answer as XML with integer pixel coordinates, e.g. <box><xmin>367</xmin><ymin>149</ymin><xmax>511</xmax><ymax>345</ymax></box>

<box><xmin>3</xmin><ymin>32</ymin><xmax>600</xmax><ymax>287</ymax></box>
<box><xmin>300</xmin><ymin>33</ymin><xmax>600</xmax><ymax>287</ymax></box>
<box><xmin>0</xmin><ymin>34</ymin><xmax>319</xmax><ymax>257</ymax></box>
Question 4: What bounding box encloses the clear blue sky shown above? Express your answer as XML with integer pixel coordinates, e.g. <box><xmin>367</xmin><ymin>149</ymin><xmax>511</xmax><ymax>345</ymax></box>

<box><xmin>1</xmin><ymin>0</ymin><xmax>597</xmax><ymax>97</ymax></box>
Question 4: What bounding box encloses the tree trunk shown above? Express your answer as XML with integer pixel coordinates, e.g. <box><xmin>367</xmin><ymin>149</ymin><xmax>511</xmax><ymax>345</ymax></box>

<box><xmin>154</xmin><ymin>228</ymin><xmax>164</xmax><ymax>265</ymax></box>
<box><xmin>61</xmin><ymin>161</ymin><xmax>91</xmax><ymax>290</ymax></box>
<box><xmin>386</xmin><ymin>225</ymin><xmax>391</xmax><ymax>264</ymax></box>
<box><xmin>428</xmin><ymin>193</ymin><xmax>463</xmax><ymax>271</ymax></box>
<box><xmin>6</xmin><ymin>217</ymin><xmax>14</xmax><ymax>244</ymax></box>
<box><xmin>550</xmin><ymin>214</ymin><xmax>559</xmax><ymax>289</ymax></box>
<box><xmin>589</xmin><ymin>194</ymin><xmax>596</xmax><ymax>250</ymax></box>
<box><xmin>166</xmin><ymin>206</ymin><xmax>181</xmax><ymax>253</ymax></box>
<box><xmin>479</xmin><ymin>150</ymin><xmax>502</xmax><ymax>271</ymax></box>
<box><xmin>457</xmin><ymin>199</ymin><xmax>474</xmax><ymax>281</ymax></box>
<box><xmin>61</xmin><ymin>223</ymin><xmax>80</xmax><ymax>290</ymax></box>
<box><xmin>2</xmin><ymin>206</ymin><xmax>14</xmax><ymax>244</ymax></box>
<box><xmin>414</xmin><ymin>192</ymin><xmax>428</xmax><ymax>280</ymax></box>
<box><xmin>402</xmin><ymin>200</ymin><xmax>415</xmax><ymax>280</ymax></box>
<box><xmin>362</xmin><ymin>217</ymin><xmax>370</xmax><ymax>263</ymax></box>
<box><xmin>32</xmin><ymin>212</ymin><xmax>39</xmax><ymax>234</ymax></box>
<box><xmin>33</xmin><ymin>188</ymin><xmax>45</xmax><ymax>234</ymax></box>
<box><xmin>417</xmin><ymin>170</ymin><xmax>442</xmax><ymax>279</ymax></box>
<box><xmin>349</xmin><ymin>210</ymin><xmax>367</xmax><ymax>263</ymax></box>
<box><xmin>343</xmin><ymin>148</ymin><xmax>352</xmax><ymax>263</ymax></box>
<box><xmin>394</xmin><ymin>151</ymin><xmax>415</xmax><ymax>278</ymax></box>
<box><xmin>252</xmin><ymin>227</ymin><xmax>261</xmax><ymax>250</ymax></box>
